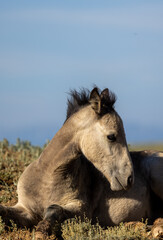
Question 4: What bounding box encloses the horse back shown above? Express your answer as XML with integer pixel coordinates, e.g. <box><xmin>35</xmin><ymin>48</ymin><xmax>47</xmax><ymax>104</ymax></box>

<box><xmin>130</xmin><ymin>150</ymin><xmax>163</xmax><ymax>221</ymax></box>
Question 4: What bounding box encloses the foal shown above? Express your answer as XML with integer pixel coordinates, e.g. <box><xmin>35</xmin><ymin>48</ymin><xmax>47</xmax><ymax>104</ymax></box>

<box><xmin>0</xmin><ymin>87</ymin><xmax>133</xmax><ymax>238</ymax></box>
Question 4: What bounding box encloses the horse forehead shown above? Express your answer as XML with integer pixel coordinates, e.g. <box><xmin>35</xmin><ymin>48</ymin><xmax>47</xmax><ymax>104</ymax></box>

<box><xmin>100</xmin><ymin>113</ymin><xmax>122</xmax><ymax>130</ymax></box>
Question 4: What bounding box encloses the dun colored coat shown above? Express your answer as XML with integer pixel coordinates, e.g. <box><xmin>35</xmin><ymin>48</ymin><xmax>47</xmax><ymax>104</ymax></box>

<box><xmin>0</xmin><ymin>87</ymin><xmax>162</xmax><ymax>238</ymax></box>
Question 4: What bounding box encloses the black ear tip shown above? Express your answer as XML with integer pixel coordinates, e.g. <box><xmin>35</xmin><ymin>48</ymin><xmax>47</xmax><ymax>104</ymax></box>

<box><xmin>90</xmin><ymin>87</ymin><xmax>99</xmax><ymax>96</ymax></box>
<box><xmin>101</xmin><ymin>88</ymin><xmax>109</xmax><ymax>97</ymax></box>
<box><xmin>90</xmin><ymin>88</ymin><xmax>100</xmax><ymax>100</ymax></box>
<box><xmin>103</xmin><ymin>88</ymin><xmax>109</xmax><ymax>92</ymax></box>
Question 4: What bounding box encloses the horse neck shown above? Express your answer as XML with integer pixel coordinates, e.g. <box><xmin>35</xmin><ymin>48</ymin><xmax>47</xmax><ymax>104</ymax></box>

<box><xmin>38</xmin><ymin>124</ymin><xmax>79</xmax><ymax>171</ymax></box>
<box><xmin>38</xmin><ymin>106</ymin><xmax>94</xmax><ymax>171</ymax></box>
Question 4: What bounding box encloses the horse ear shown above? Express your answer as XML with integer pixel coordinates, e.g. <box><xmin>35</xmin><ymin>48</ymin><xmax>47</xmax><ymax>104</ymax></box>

<box><xmin>101</xmin><ymin>88</ymin><xmax>109</xmax><ymax>100</ymax></box>
<box><xmin>89</xmin><ymin>88</ymin><xmax>101</xmax><ymax>114</ymax></box>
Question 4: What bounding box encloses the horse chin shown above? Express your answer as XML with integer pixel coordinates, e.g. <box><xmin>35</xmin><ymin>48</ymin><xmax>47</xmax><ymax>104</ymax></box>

<box><xmin>110</xmin><ymin>177</ymin><xmax>128</xmax><ymax>191</ymax></box>
<box><xmin>110</xmin><ymin>183</ymin><xmax>124</xmax><ymax>191</ymax></box>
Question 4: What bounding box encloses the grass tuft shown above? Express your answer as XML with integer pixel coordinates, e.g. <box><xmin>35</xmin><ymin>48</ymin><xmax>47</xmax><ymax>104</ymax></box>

<box><xmin>61</xmin><ymin>217</ymin><xmax>152</xmax><ymax>240</ymax></box>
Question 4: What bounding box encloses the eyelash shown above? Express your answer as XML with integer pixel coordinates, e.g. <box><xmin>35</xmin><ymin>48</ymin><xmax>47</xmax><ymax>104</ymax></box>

<box><xmin>107</xmin><ymin>134</ymin><xmax>116</xmax><ymax>142</ymax></box>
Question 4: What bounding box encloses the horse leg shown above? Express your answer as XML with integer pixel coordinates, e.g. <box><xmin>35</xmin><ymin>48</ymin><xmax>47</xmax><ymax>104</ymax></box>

<box><xmin>35</xmin><ymin>204</ymin><xmax>76</xmax><ymax>239</ymax></box>
<box><xmin>0</xmin><ymin>203</ymin><xmax>35</xmax><ymax>229</ymax></box>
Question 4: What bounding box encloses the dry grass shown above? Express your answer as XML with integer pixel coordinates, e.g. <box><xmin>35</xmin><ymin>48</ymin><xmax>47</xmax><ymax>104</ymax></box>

<box><xmin>129</xmin><ymin>143</ymin><xmax>163</xmax><ymax>152</ymax></box>
<box><xmin>0</xmin><ymin>138</ymin><xmax>160</xmax><ymax>239</ymax></box>
<box><xmin>62</xmin><ymin>217</ymin><xmax>151</xmax><ymax>240</ymax></box>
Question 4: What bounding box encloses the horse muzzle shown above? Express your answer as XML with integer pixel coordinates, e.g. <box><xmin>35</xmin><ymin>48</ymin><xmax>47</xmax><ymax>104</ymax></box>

<box><xmin>110</xmin><ymin>172</ymin><xmax>134</xmax><ymax>191</ymax></box>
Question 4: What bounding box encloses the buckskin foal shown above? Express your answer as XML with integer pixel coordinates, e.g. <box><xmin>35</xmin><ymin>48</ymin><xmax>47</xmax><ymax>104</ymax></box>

<box><xmin>0</xmin><ymin>87</ymin><xmax>133</xmax><ymax>236</ymax></box>
<box><xmin>0</xmin><ymin>87</ymin><xmax>162</xmax><ymax>239</ymax></box>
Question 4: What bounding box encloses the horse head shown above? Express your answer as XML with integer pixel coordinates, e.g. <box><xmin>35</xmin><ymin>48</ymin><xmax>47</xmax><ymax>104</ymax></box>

<box><xmin>70</xmin><ymin>87</ymin><xmax>134</xmax><ymax>191</ymax></box>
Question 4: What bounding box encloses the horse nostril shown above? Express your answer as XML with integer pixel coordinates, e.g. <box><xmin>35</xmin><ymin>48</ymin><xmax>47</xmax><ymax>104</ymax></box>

<box><xmin>127</xmin><ymin>175</ymin><xmax>133</xmax><ymax>187</ymax></box>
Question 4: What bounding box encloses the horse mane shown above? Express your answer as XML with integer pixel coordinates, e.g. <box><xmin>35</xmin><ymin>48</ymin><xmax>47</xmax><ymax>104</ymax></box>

<box><xmin>66</xmin><ymin>87</ymin><xmax>116</xmax><ymax>120</ymax></box>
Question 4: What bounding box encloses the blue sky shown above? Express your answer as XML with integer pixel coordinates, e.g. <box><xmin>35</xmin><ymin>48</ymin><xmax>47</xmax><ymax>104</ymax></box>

<box><xmin>0</xmin><ymin>1</ymin><xmax>163</xmax><ymax>146</ymax></box>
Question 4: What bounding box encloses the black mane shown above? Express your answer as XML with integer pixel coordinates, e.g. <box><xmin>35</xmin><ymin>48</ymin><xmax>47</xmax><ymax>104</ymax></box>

<box><xmin>66</xmin><ymin>87</ymin><xmax>116</xmax><ymax>120</ymax></box>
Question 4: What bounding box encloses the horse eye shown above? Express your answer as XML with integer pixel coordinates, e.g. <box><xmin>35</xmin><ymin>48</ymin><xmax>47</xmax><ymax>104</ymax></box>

<box><xmin>107</xmin><ymin>134</ymin><xmax>116</xmax><ymax>142</ymax></box>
